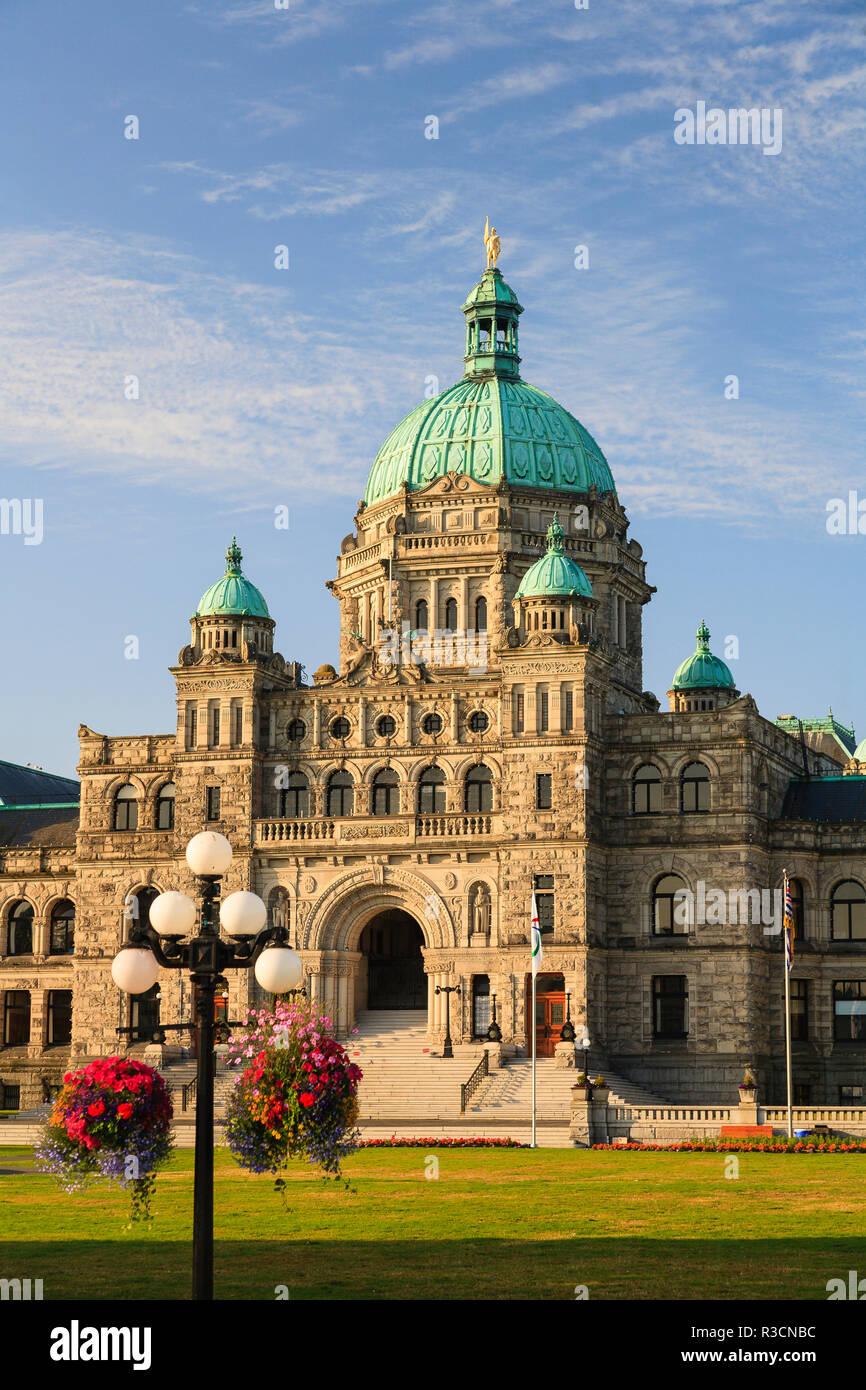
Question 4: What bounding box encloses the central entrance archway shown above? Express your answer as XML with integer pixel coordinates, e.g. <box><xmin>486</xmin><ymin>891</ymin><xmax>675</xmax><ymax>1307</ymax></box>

<box><xmin>359</xmin><ymin>909</ymin><xmax>426</xmax><ymax>1010</ymax></box>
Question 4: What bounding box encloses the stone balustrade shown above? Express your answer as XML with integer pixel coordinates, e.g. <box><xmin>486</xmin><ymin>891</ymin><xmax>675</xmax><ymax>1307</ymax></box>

<box><xmin>255</xmin><ymin>812</ymin><xmax>497</xmax><ymax>846</ymax></box>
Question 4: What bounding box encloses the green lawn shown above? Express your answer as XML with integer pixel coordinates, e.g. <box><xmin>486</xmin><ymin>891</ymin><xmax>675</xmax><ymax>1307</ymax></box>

<box><xmin>1</xmin><ymin>1145</ymin><xmax>864</xmax><ymax>1300</ymax></box>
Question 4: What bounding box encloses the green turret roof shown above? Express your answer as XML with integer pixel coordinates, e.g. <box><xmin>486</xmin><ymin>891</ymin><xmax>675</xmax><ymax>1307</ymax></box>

<box><xmin>195</xmin><ymin>539</ymin><xmax>270</xmax><ymax>618</ymax></box>
<box><xmin>670</xmin><ymin>621</ymin><xmax>735</xmax><ymax>691</ymax></box>
<box><xmin>515</xmin><ymin>515</ymin><xmax>594</xmax><ymax>599</ymax></box>
<box><xmin>364</xmin><ymin>267</ymin><xmax>616</xmax><ymax>506</ymax></box>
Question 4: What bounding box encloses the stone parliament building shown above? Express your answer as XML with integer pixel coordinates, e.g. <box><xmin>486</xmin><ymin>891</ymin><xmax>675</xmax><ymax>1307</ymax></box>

<box><xmin>2</xmin><ymin>261</ymin><xmax>866</xmax><ymax>1115</ymax></box>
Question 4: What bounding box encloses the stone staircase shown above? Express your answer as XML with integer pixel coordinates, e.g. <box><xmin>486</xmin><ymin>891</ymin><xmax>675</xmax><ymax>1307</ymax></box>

<box><xmin>351</xmin><ymin>1010</ymin><xmax>489</xmax><ymax>1122</ymax></box>
<box><xmin>0</xmin><ymin>1103</ymin><xmax>51</xmax><ymax>1144</ymax></box>
<box><xmin>160</xmin><ymin>1060</ymin><xmax>238</xmax><ymax>1148</ymax></box>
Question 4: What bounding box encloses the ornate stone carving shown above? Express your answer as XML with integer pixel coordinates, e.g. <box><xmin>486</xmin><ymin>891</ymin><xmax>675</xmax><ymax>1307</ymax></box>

<box><xmin>302</xmin><ymin>875</ymin><xmax>317</xmax><ymax>894</ymax></box>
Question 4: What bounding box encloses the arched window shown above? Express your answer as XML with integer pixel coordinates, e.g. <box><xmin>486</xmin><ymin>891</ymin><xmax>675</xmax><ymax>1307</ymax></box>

<box><xmin>114</xmin><ymin>784</ymin><xmax>139</xmax><ymax>831</ymax></box>
<box><xmin>681</xmin><ymin>762</ymin><xmax>709</xmax><ymax>813</ymax></box>
<box><xmin>831</xmin><ymin>880</ymin><xmax>866</xmax><ymax>941</ymax></box>
<box><xmin>124</xmin><ymin>886</ymin><xmax>159</xmax><ymax>936</ymax></box>
<box><xmin>279</xmin><ymin>772</ymin><xmax>309</xmax><ymax>818</ymax></box>
<box><xmin>415</xmin><ymin>599</ymin><xmax>429</xmax><ymax>632</ymax></box>
<box><xmin>326</xmin><ymin>771</ymin><xmax>354</xmax><ymax>817</ymax></box>
<box><xmin>633</xmin><ymin>765</ymin><xmax>662</xmax><ymax>814</ymax></box>
<box><xmin>7</xmin><ymin>901</ymin><xmax>34</xmax><ymax>956</ymax></box>
<box><xmin>653</xmin><ymin>874</ymin><xmax>688</xmax><ymax>936</ymax></box>
<box><xmin>465</xmin><ymin>764</ymin><xmax>493</xmax><ymax>813</ymax></box>
<box><xmin>475</xmin><ymin>596</ymin><xmax>487</xmax><ymax>631</ymax></box>
<box><xmin>50</xmin><ymin>900</ymin><xmax>75</xmax><ymax>955</ymax></box>
<box><xmin>156</xmin><ymin>782</ymin><xmax>176</xmax><ymax>830</ymax></box>
<box><xmin>445</xmin><ymin>597</ymin><xmax>458</xmax><ymax>632</ymax></box>
<box><xmin>418</xmin><ymin>766</ymin><xmax>446</xmax><ymax>814</ymax></box>
<box><xmin>372</xmin><ymin>768</ymin><xmax>400</xmax><ymax>816</ymax></box>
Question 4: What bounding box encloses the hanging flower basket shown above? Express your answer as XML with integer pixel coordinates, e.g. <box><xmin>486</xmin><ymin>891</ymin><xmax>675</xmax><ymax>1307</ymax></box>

<box><xmin>224</xmin><ymin>997</ymin><xmax>362</xmax><ymax>1188</ymax></box>
<box><xmin>35</xmin><ymin>1057</ymin><xmax>174</xmax><ymax>1222</ymax></box>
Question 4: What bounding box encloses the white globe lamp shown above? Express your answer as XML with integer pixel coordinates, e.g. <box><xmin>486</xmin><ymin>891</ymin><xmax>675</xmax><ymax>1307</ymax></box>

<box><xmin>186</xmin><ymin>831</ymin><xmax>233</xmax><ymax>878</ymax></box>
<box><xmin>112</xmin><ymin>947</ymin><xmax>160</xmax><ymax>994</ymax></box>
<box><xmin>150</xmin><ymin>890</ymin><xmax>197</xmax><ymax>938</ymax></box>
<box><xmin>220</xmin><ymin>890</ymin><xmax>267</xmax><ymax>938</ymax></box>
<box><xmin>254</xmin><ymin>947</ymin><xmax>303</xmax><ymax>995</ymax></box>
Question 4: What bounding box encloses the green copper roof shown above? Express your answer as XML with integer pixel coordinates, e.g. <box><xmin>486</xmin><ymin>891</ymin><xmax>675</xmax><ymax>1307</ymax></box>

<box><xmin>775</xmin><ymin>710</ymin><xmax>856</xmax><ymax>755</ymax></box>
<box><xmin>515</xmin><ymin>515</ymin><xmax>593</xmax><ymax>599</ymax></box>
<box><xmin>671</xmin><ymin>621</ymin><xmax>735</xmax><ymax>691</ymax></box>
<box><xmin>195</xmin><ymin>538</ymin><xmax>270</xmax><ymax>619</ymax></box>
<box><xmin>364</xmin><ymin>268</ymin><xmax>615</xmax><ymax>507</ymax></box>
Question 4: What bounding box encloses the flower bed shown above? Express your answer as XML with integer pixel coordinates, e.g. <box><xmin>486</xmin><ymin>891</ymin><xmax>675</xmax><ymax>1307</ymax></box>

<box><xmin>593</xmin><ymin>1136</ymin><xmax>866</xmax><ymax>1154</ymax></box>
<box><xmin>35</xmin><ymin>1057</ymin><xmax>173</xmax><ymax>1220</ymax></box>
<box><xmin>358</xmin><ymin>1137</ymin><xmax>526</xmax><ymax>1149</ymax></box>
<box><xmin>225</xmin><ymin>997</ymin><xmax>362</xmax><ymax>1183</ymax></box>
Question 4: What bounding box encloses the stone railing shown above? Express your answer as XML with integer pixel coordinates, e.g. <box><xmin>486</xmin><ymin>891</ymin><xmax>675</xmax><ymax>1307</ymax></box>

<box><xmin>254</xmin><ymin>813</ymin><xmax>498</xmax><ymax>846</ymax></box>
<box><xmin>416</xmin><ymin>813</ymin><xmax>493</xmax><ymax>837</ymax></box>
<box><xmin>340</xmin><ymin>542</ymin><xmax>385</xmax><ymax>573</ymax></box>
<box><xmin>570</xmin><ymin>1096</ymin><xmax>866</xmax><ymax>1146</ymax></box>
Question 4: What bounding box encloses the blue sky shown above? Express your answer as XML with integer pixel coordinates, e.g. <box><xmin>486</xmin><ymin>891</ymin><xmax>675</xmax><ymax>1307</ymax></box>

<box><xmin>1</xmin><ymin>0</ymin><xmax>864</xmax><ymax>777</ymax></box>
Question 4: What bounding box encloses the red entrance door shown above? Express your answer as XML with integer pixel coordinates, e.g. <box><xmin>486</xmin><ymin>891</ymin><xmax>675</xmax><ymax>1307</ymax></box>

<box><xmin>526</xmin><ymin>974</ymin><xmax>566</xmax><ymax>1057</ymax></box>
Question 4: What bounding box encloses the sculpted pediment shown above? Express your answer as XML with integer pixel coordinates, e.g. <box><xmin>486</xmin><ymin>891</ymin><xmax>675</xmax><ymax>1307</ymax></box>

<box><xmin>412</xmin><ymin>469</ymin><xmax>498</xmax><ymax>501</ymax></box>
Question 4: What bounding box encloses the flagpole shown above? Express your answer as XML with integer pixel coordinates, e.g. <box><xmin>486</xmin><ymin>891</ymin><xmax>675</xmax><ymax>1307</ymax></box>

<box><xmin>783</xmin><ymin>869</ymin><xmax>793</xmax><ymax>1139</ymax></box>
<box><xmin>531</xmin><ymin>967</ymin><xmax>537</xmax><ymax>1149</ymax></box>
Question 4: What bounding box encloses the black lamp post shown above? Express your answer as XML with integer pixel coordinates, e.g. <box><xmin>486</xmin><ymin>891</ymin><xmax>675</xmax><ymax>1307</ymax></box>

<box><xmin>486</xmin><ymin>989</ymin><xmax>502</xmax><ymax>1043</ymax></box>
<box><xmin>112</xmin><ymin>832</ymin><xmax>302</xmax><ymax>1302</ymax></box>
<box><xmin>435</xmin><ymin>983</ymin><xmax>462</xmax><ymax>1058</ymax></box>
<box><xmin>560</xmin><ymin>989</ymin><xmax>576</xmax><ymax>1044</ymax></box>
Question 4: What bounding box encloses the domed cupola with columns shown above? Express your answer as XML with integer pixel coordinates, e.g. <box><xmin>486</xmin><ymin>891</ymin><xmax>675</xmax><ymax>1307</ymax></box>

<box><xmin>667</xmin><ymin>620</ymin><xmax>739</xmax><ymax>712</ymax></box>
<box><xmin>513</xmin><ymin>514</ymin><xmax>597</xmax><ymax>642</ymax></box>
<box><xmin>190</xmin><ymin>538</ymin><xmax>275</xmax><ymax>660</ymax></box>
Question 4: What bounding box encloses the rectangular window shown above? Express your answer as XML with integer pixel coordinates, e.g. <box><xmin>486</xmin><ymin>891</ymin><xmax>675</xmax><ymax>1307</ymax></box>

<box><xmin>840</xmin><ymin>1085</ymin><xmax>863</xmax><ymax>1102</ymax></box>
<box><xmin>537</xmin><ymin>688</ymin><xmax>549</xmax><ymax>733</ymax></box>
<box><xmin>472</xmin><ymin>975</ymin><xmax>491</xmax><ymax>1037</ymax></box>
<box><xmin>834</xmin><ymin>980</ymin><xmax>866</xmax><ymax>1041</ymax></box>
<box><xmin>48</xmin><ymin>990</ymin><xmax>73</xmax><ymax>1046</ymax></box>
<box><xmin>533</xmin><ymin>874</ymin><xmax>554</xmax><ymax>934</ymax></box>
<box><xmin>186</xmin><ymin>704</ymin><xmax>198</xmax><ymax>749</ymax></box>
<box><xmin>652</xmin><ymin>976</ymin><xmax>688</xmax><ymax>1038</ymax></box>
<box><xmin>0</xmin><ymin>1083</ymin><xmax>20</xmax><ymax>1111</ymax></box>
<box><xmin>536</xmin><ymin>773</ymin><xmax>552</xmax><ymax>810</ymax></box>
<box><xmin>790</xmin><ymin>979</ymin><xmax>808</xmax><ymax>1041</ymax></box>
<box><xmin>206</xmin><ymin>787</ymin><xmax>221</xmax><ymax>822</ymax></box>
<box><xmin>793</xmin><ymin>1082</ymin><xmax>811</xmax><ymax>1104</ymax></box>
<box><xmin>210</xmin><ymin>704</ymin><xmax>220</xmax><ymax>747</ymax></box>
<box><xmin>234</xmin><ymin>705</ymin><xmax>243</xmax><ymax>746</ymax></box>
<box><xmin>513</xmin><ymin>689</ymin><xmax>524</xmax><ymax>734</ymax></box>
<box><xmin>619</xmin><ymin>596</ymin><xmax>627</xmax><ymax>647</ymax></box>
<box><xmin>3</xmin><ymin>991</ymin><xmax>30</xmax><ymax>1046</ymax></box>
<box><xmin>562</xmin><ymin>687</ymin><xmax>573</xmax><ymax>732</ymax></box>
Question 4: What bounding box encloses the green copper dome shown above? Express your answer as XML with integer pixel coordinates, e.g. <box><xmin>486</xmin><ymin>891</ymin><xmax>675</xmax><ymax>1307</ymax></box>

<box><xmin>671</xmin><ymin>621</ymin><xmax>735</xmax><ymax>691</ymax></box>
<box><xmin>195</xmin><ymin>539</ymin><xmax>270</xmax><ymax>618</ymax></box>
<box><xmin>364</xmin><ymin>268</ymin><xmax>616</xmax><ymax>507</ymax></box>
<box><xmin>515</xmin><ymin>515</ymin><xmax>593</xmax><ymax>598</ymax></box>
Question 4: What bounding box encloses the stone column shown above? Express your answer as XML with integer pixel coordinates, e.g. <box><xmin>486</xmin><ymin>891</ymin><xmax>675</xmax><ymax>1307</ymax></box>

<box><xmin>451</xmin><ymin>692</ymin><xmax>459</xmax><ymax>742</ymax></box>
<box><xmin>429</xmin><ymin>576</ymin><xmax>438</xmax><ymax>632</ymax></box>
<box><xmin>358</xmin><ymin>696</ymin><xmax>367</xmax><ymax>748</ymax></box>
<box><xmin>525</xmin><ymin>684</ymin><xmax>538</xmax><ymax>736</ymax></box>
<box><xmin>459</xmin><ymin>576</ymin><xmax>469</xmax><ymax>633</ymax></box>
<box><xmin>27</xmin><ymin>989</ymin><xmax>48</xmax><ymax>1057</ymax></box>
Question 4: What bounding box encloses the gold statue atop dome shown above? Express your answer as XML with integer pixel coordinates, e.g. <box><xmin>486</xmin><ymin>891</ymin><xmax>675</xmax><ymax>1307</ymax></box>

<box><xmin>484</xmin><ymin>217</ymin><xmax>501</xmax><ymax>270</ymax></box>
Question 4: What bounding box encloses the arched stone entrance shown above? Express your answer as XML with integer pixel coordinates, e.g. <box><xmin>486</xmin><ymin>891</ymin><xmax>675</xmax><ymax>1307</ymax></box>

<box><xmin>359</xmin><ymin>909</ymin><xmax>426</xmax><ymax>1010</ymax></box>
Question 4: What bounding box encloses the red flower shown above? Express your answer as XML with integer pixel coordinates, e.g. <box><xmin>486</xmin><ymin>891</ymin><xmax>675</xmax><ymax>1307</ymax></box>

<box><xmin>299</xmin><ymin>1093</ymin><xmax>315</xmax><ymax>1108</ymax></box>
<box><xmin>87</xmin><ymin>1101</ymin><xmax>105</xmax><ymax>1117</ymax></box>
<box><xmin>117</xmin><ymin>1102</ymin><xmax>134</xmax><ymax>1119</ymax></box>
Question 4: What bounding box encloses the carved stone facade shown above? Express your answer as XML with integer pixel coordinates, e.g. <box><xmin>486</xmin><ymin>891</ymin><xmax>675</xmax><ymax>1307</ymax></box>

<box><xmin>2</xmin><ymin>271</ymin><xmax>864</xmax><ymax>1112</ymax></box>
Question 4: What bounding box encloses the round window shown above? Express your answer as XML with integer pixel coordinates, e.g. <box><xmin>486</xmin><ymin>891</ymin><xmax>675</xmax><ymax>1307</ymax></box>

<box><xmin>287</xmin><ymin>718</ymin><xmax>306</xmax><ymax>743</ymax></box>
<box><xmin>377</xmin><ymin>715</ymin><xmax>396</xmax><ymax>737</ymax></box>
<box><xmin>330</xmin><ymin>716</ymin><xmax>351</xmax><ymax>740</ymax></box>
<box><xmin>422</xmin><ymin>713</ymin><xmax>443</xmax><ymax>735</ymax></box>
<box><xmin>468</xmin><ymin>711</ymin><xmax>489</xmax><ymax>734</ymax></box>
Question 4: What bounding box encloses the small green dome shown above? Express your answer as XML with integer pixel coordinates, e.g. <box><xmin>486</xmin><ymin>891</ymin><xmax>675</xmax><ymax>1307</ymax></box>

<box><xmin>515</xmin><ymin>515</ymin><xmax>594</xmax><ymax>599</ymax></box>
<box><xmin>671</xmin><ymin>621</ymin><xmax>735</xmax><ymax>691</ymax></box>
<box><xmin>364</xmin><ymin>268</ymin><xmax>615</xmax><ymax>507</ymax></box>
<box><xmin>195</xmin><ymin>539</ymin><xmax>270</xmax><ymax>618</ymax></box>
